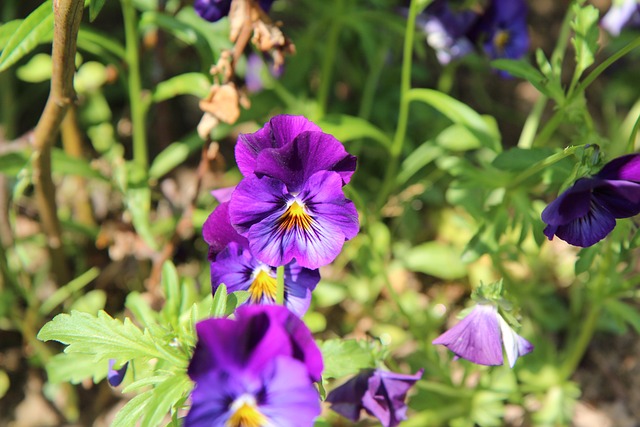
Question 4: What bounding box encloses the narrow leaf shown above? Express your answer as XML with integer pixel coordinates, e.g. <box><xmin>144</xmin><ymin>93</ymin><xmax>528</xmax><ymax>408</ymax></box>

<box><xmin>89</xmin><ymin>0</ymin><xmax>107</xmax><ymax>22</ymax></box>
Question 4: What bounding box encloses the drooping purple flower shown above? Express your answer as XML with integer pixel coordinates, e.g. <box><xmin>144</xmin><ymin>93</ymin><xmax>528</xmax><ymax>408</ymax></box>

<box><xmin>194</xmin><ymin>0</ymin><xmax>276</xmax><ymax>23</ymax></box>
<box><xmin>472</xmin><ymin>0</ymin><xmax>529</xmax><ymax>62</ymax></box>
<box><xmin>203</xmin><ymin>202</ymin><xmax>320</xmax><ymax>316</ymax></box>
<box><xmin>326</xmin><ymin>368</ymin><xmax>424</xmax><ymax>427</ymax></box>
<box><xmin>419</xmin><ymin>0</ymin><xmax>478</xmax><ymax>64</ymax></box>
<box><xmin>185</xmin><ymin>305</ymin><xmax>322</xmax><ymax>427</ymax></box>
<box><xmin>107</xmin><ymin>359</ymin><xmax>128</xmax><ymax>387</ymax></box>
<box><xmin>229</xmin><ymin>115</ymin><xmax>359</xmax><ymax>269</ymax></box>
<box><xmin>542</xmin><ymin>154</ymin><xmax>640</xmax><ymax>247</ymax></box>
<box><xmin>432</xmin><ymin>304</ymin><xmax>533</xmax><ymax>367</ymax></box>
<box><xmin>601</xmin><ymin>0</ymin><xmax>640</xmax><ymax>36</ymax></box>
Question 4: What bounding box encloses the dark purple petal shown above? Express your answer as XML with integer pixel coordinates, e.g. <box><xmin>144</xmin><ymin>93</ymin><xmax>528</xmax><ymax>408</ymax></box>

<box><xmin>541</xmin><ymin>178</ymin><xmax>596</xmax><ymax>226</ymax></box>
<box><xmin>258</xmin><ymin>0</ymin><xmax>275</xmax><ymax>13</ymax></box>
<box><xmin>254</xmin><ymin>130</ymin><xmax>357</xmax><ymax>190</ymax></box>
<box><xmin>595</xmin><ymin>153</ymin><xmax>640</xmax><ymax>181</ymax></box>
<box><xmin>362</xmin><ymin>369</ymin><xmax>423</xmax><ymax>427</ymax></box>
<box><xmin>230</xmin><ymin>172</ymin><xmax>359</xmax><ymax>269</ymax></box>
<box><xmin>193</xmin><ymin>0</ymin><xmax>231</xmax><ymax>22</ymax></box>
<box><xmin>326</xmin><ymin>370</ymin><xmax>372</xmax><ymax>421</ymax></box>
<box><xmin>432</xmin><ymin>304</ymin><xmax>503</xmax><ymax>366</ymax></box>
<box><xmin>235</xmin><ymin>115</ymin><xmax>322</xmax><ymax>177</ymax></box>
<box><xmin>474</xmin><ymin>0</ymin><xmax>529</xmax><ymax>62</ymax></box>
<box><xmin>185</xmin><ymin>367</ymin><xmax>241</xmax><ymax>426</ymax></box>
<box><xmin>203</xmin><ymin>202</ymin><xmax>249</xmax><ymax>259</ymax></box>
<box><xmin>107</xmin><ymin>359</ymin><xmax>128</xmax><ymax>387</ymax></box>
<box><xmin>549</xmin><ymin>200</ymin><xmax>616</xmax><ymax>247</ymax></box>
<box><xmin>594</xmin><ymin>180</ymin><xmax>640</xmax><ymax>218</ymax></box>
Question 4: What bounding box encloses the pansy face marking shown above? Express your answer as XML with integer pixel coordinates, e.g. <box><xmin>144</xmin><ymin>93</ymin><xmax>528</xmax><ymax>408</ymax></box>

<box><xmin>226</xmin><ymin>394</ymin><xmax>269</xmax><ymax>427</ymax></box>
<box><xmin>493</xmin><ymin>29</ymin><xmax>510</xmax><ymax>54</ymax></box>
<box><xmin>249</xmin><ymin>268</ymin><xmax>277</xmax><ymax>303</ymax></box>
<box><xmin>278</xmin><ymin>200</ymin><xmax>313</xmax><ymax>232</ymax></box>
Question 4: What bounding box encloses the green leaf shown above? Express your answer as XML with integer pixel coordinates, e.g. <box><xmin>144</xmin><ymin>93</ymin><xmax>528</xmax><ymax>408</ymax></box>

<box><xmin>316</xmin><ymin>114</ymin><xmax>392</xmax><ymax>149</ymax></box>
<box><xmin>16</xmin><ymin>53</ymin><xmax>52</xmax><ymax>82</ymax></box>
<box><xmin>37</xmin><ymin>310</ymin><xmax>187</xmax><ymax>367</ymax></box>
<box><xmin>125</xmin><ymin>187</ymin><xmax>158</xmax><ymax>251</ymax></box>
<box><xmin>605</xmin><ymin>299</ymin><xmax>640</xmax><ymax>334</ymax></box>
<box><xmin>111</xmin><ymin>389</ymin><xmax>154</xmax><ymax>427</ymax></box>
<box><xmin>0</xmin><ymin>1</ymin><xmax>54</xmax><ymax>72</ymax></box>
<box><xmin>492</xmin><ymin>147</ymin><xmax>556</xmax><ymax>172</ymax></box>
<box><xmin>402</xmin><ymin>241</ymin><xmax>467</xmax><ymax>280</ymax></box>
<box><xmin>211</xmin><ymin>284</ymin><xmax>228</xmax><ymax>318</ymax></box>
<box><xmin>407</xmin><ymin>89</ymin><xmax>501</xmax><ymax>152</ymax></box>
<box><xmin>161</xmin><ymin>261</ymin><xmax>181</xmax><ymax>325</ymax></box>
<box><xmin>396</xmin><ymin>143</ymin><xmax>442</xmax><ymax>186</ymax></box>
<box><xmin>45</xmin><ymin>352</ymin><xmax>109</xmax><ymax>384</ymax></box>
<box><xmin>89</xmin><ymin>0</ymin><xmax>107</xmax><ymax>22</ymax></box>
<box><xmin>491</xmin><ymin>59</ymin><xmax>564</xmax><ymax>101</ymax></box>
<box><xmin>571</xmin><ymin>3</ymin><xmax>600</xmax><ymax>79</ymax></box>
<box><xmin>140</xmin><ymin>374</ymin><xmax>192</xmax><ymax>427</ymax></box>
<box><xmin>0</xmin><ymin>150</ymin><xmax>30</xmax><ymax>176</ymax></box>
<box><xmin>77</xmin><ymin>26</ymin><xmax>127</xmax><ymax>59</ymax></box>
<box><xmin>149</xmin><ymin>133</ymin><xmax>203</xmax><ymax>179</ymax></box>
<box><xmin>0</xmin><ymin>21</ymin><xmax>23</xmax><ymax>51</ymax></box>
<box><xmin>152</xmin><ymin>73</ymin><xmax>210</xmax><ymax>103</ymax></box>
<box><xmin>225</xmin><ymin>291</ymin><xmax>250</xmax><ymax>316</ymax></box>
<box><xmin>320</xmin><ymin>339</ymin><xmax>376</xmax><ymax>379</ymax></box>
<box><xmin>39</xmin><ymin>267</ymin><xmax>101</xmax><ymax>315</ymax></box>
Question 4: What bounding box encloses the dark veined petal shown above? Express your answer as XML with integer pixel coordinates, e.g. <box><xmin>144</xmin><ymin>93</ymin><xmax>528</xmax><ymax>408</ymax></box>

<box><xmin>326</xmin><ymin>370</ymin><xmax>371</xmax><ymax>421</ymax></box>
<box><xmin>254</xmin><ymin>130</ymin><xmax>357</xmax><ymax>191</ymax></box>
<box><xmin>541</xmin><ymin>178</ymin><xmax>596</xmax><ymax>226</ymax></box>
<box><xmin>550</xmin><ymin>199</ymin><xmax>616</xmax><ymax>247</ymax></box>
<box><xmin>432</xmin><ymin>304</ymin><xmax>503</xmax><ymax>366</ymax></box>
<box><xmin>594</xmin><ymin>180</ymin><xmax>640</xmax><ymax>218</ymax></box>
<box><xmin>361</xmin><ymin>369</ymin><xmax>424</xmax><ymax>427</ymax></box>
<box><xmin>235</xmin><ymin>115</ymin><xmax>321</xmax><ymax>177</ymax></box>
<box><xmin>595</xmin><ymin>153</ymin><xmax>640</xmax><ymax>182</ymax></box>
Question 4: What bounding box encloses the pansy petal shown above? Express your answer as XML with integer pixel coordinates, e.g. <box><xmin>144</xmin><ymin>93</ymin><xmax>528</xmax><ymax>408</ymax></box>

<box><xmin>552</xmin><ymin>201</ymin><xmax>616</xmax><ymax>247</ymax></box>
<box><xmin>596</xmin><ymin>153</ymin><xmax>640</xmax><ymax>181</ymax></box>
<box><xmin>210</xmin><ymin>186</ymin><xmax>236</xmax><ymax>204</ymax></box>
<box><xmin>362</xmin><ymin>369</ymin><xmax>424</xmax><ymax>427</ymax></box>
<box><xmin>107</xmin><ymin>360</ymin><xmax>128</xmax><ymax>387</ymax></box>
<box><xmin>498</xmin><ymin>315</ymin><xmax>533</xmax><ymax>368</ymax></box>
<box><xmin>210</xmin><ymin>241</ymin><xmax>254</xmax><ymax>292</ymax></box>
<box><xmin>541</xmin><ymin>178</ymin><xmax>596</xmax><ymax>226</ymax></box>
<box><xmin>594</xmin><ymin>180</ymin><xmax>640</xmax><ymax>218</ymax></box>
<box><xmin>326</xmin><ymin>371</ymin><xmax>371</xmax><ymax>421</ymax></box>
<box><xmin>194</xmin><ymin>0</ymin><xmax>231</xmax><ymax>22</ymax></box>
<box><xmin>601</xmin><ymin>0</ymin><xmax>640</xmax><ymax>36</ymax></box>
<box><xmin>228</xmin><ymin>175</ymin><xmax>287</xmax><ymax>236</ymax></box>
<box><xmin>432</xmin><ymin>304</ymin><xmax>503</xmax><ymax>366</ymax></box>
<box><xmin>203</xmin><ymin>202</ymin><xmax>249</xmax><ymax>259</ymax></box>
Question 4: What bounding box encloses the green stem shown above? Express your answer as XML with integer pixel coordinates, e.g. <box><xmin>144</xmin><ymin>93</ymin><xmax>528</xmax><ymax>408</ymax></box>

<box><xmin>121</xmin><ymin>0</ymin><xmax>148</xmax><ymax>170</ymax></box>
<box><xmin>275</xmin><ymin>265</ymin><xmax>285</xmax><ymax>305</ymax></box>
<box><xmin>627</xmin><ymin>112</ymin><xmax>640</xmax><ymax>152</ymax></box>
<box><xmin>375</xmin><ymin>0</ymin><xmax>421</xmax><ymax>210</ymax></box>
<box><xmin>550</xmin><ymin>1</ymin><xmax>577</xmax><ymax>80</ymax></box>
<box><xmin>559</xmin><ymin>303</ymin><xmax>601</xmax><ymax>379</ymax></box>
<box><xmin>507</xmin><ymin>145</ymin><xmax>582</xmax><ymax>189</ymax></box>
<box><xmin>317</xmin><ymin>1</ymin><xmax>343</xmax><ymax>118</ymax></box>
<box><xmin>517</xmin><ymin>95</ymin><xmax>547</xmax><ymax>149</ymax></box>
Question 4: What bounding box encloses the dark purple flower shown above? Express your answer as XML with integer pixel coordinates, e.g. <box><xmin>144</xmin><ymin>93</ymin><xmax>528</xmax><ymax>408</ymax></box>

<box><xmin>230</xmin><ymin>115</ymin><xmax>359</xmax><ymax>269</ymax></box>
<box><xmin>432</xmin><ymin>304</ymin><xmax>533</xmax><ymax>367</ymax></box>
<box><xmin>107</xmin><ymin>359</ymin><xmax>128</xmax><ymax>387</ymax></box>
<box><xmin>473</xmin><ymin>0</ymin><xmax>529</xmax><ymax>61</ymax></box>
<box><xmin>542</xmin><ymin>154</ymin><xmax>640</xmax><ymax>247</ymax></box>
<box><xmin>601</xmin><ymin>0</ymin><xmax>640</xmax><ymax>36</ymax></box>
<box><xmin>419</xmin><ymin>0</ymin><xmax>479</xmax><ymax>64</ymax></box>
<box><xmin>327</xmin><ymin>368</ymin><xmax>423</xmax><ymax>427</ymax></box>
<box><xmin>203</xmin><ymin>202</ymin><xmax>320</xmax><ymax>316</ymax></box>
<box><xmin>194</xmin><ymin>0</ymin><xmax>276</xmax><ymax>23</ymax></box>
<box><xmin>185</xmin><ymin>305</ymin><xmax>322</xmax><ymax>426</ymax></box>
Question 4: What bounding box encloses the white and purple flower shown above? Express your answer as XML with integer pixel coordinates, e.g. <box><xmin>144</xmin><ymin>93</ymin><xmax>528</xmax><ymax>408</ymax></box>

<box><xmin>229</xmin><ymin>115</ymin><xmax>359</xmax><ymax>270</ymax></box>
<box><xmin>326</xmin><ymin>368</ymin><xmax>424</xmax><ymax>427</ymax></box>
<box><xmin>542</xmin><ymin>154</ymin><xmax>640</xmax><ymax>247</ymax></box>
<box><xmin>185</xmin><ymin>305</ymin><xmax>323</xmax><ymax>427</ymax></box>
<box><xmin>601</xmin><ymin>0</ymin><xmax>640</xmax><ymax>36</ymax></box>
<box><xmin>433</xmin><ymin>304</ymin><xmax>533</xmax><ymax>367</ymax></box>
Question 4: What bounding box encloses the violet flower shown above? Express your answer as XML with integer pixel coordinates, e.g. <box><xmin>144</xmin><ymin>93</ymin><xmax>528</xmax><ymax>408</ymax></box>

<box><xmin>542</xmin><ymin>154</ymin><xmax>640</xmax><ymax>247</ymax></box>
<box><xmin>432</xmin><ymin>304</ymin><xmax>533</xmax><ymax>367</ymax></box>
<box><xmin>245</xmin><ymin>54</ymin><xmax>283</xmax><ymax>93</ymax></box>
<box><xmin>107</xmin><ymin>359</ymin><xmax>128</xmax><ymax>387</ymax></box>
<box><xmin>185</xmin><ymin>305</ymin><xmax>322</xmax><ymax>427</ymax></box>
<box><xmin>229</xmin><ymin>115</ymin><xmax>359</xmax><ymax>269</ymax></box>
<box><xmin>601</xmin><ymin>0</ymin><xmax>640</xmax><ymax>36</ymax></box>
<box><xmin>326</xmin><ymin>368</ymin><xmax>423</xmax><ymax>427</ymax></box>
<box><xmin>473</xmin><ymin>0</ymin><xmax>529</xmax><ymax>62</ymax></box>
<box><xmin>203</xmin><ymin>201</ymin><xmax>320</xmax><ymax>316</ymax></box>
<box><xmin>194</xmin><ymin>0</ymin><xmax>276</xmax><ymax>23</ymax></box>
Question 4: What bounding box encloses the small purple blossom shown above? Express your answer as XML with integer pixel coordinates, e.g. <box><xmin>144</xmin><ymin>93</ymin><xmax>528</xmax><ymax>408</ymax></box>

<box><xmin>473</xmin><ymin>0</ymin><xmax>529</xmax><ymax>62</ymax></box>
<box><xmin>432</xmin><ymin>304</ymin><xmax>533</xmax><ymax>367</ymax></box>
<box><xmin>229</xmin><ymin>115</ymin><xmax>359</xmax><ymax>269</ymax></box>
<box><xmin>542</xmin><ymin>154</ymin><xmax>640</xmax><ymax>247</ymax></box>
<box><xmin>194</xmin><ymin>0</ymin><xmax>276</xmax><ymax>23</ymax></box>
<box><xmin>107</xmin><ymin>359</ymin><xmax>128</xmax><ymax>387</ymax></box>
<box><xmin>203</xmin><ymin>202</ymin><xmax>320</xmax><ymax>316</ymax></box>
<box><xmin>601</xmin><ymin>0</ymin><xmax>640</xmax><ymax>36</ymax></box>
<box><xmin>245</xmin><ymin>54</ymin><xmax>284</xmax><ymax>93</ymax></box>
<box><xmin>326</xmin><ymin>368</ymin><xmax>424</xmax><ymax>427</ymax></box>
<box><xmin>185</xmin><ymin>305</ymin><xmax>322</xmax><ymax>427</ymax></box>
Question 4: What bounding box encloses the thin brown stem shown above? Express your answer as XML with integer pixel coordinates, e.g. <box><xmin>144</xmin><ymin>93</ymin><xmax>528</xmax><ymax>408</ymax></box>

<box><xmin>32</xmin><ymin>0</ymin><xmax>84</xmax><ymax>285</ymax></box>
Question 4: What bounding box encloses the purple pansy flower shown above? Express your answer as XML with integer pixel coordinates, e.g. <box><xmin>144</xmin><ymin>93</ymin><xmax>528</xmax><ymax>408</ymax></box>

<box><xmin>327</xmin><ymin>368</ymin><xmax>424</xmax><ymax>427</ymax></box>
<box><xmin>601</xmin><ymin>0</ymin><xmax>640</xmax><ymax>36</ymax></box>
<box><xmin>194</xmin><ymin>0</ymin><xmax>276</xmax><ymax>23</ymax></box>
<box><xmin>203</xmin><ymin>202</ymin><xmax>320</xmax><ymax>316</ymax></box>
<box><xmin>185</xmin><ymin>305</ymin><xmax>322</xmax><ymax>426</ymax></box>
<box><xmin>473</xmin><ymin>0</ymin><xmax>529</xmax><ymax>62</ymax></box>
<box><xmin>542</xmin><ymin>154</ymin><xmax>640</xmax><ymax>247</ymax></box>
<box><xmin>229</xmin><ymin>115</ymin><xmax>359</xmax><ymax>269</ymax></box>
<box><xmin>107</xmin><ymin>359</ymin><xmax>128</xmax><ymax>387</ymax></box>
<box><xmin>433</xmin><ymin>304</ymin><xmax>533</xmax><ymax>367</ymax></box>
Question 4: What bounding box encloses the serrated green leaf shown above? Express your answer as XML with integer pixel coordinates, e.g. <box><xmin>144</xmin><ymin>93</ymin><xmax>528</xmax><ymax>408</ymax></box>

<box><xmin>316</xmin><ymin>114</ymin><xmax>392</xmax><ymax>149</ymax></box>
<box><xmin>45</xmin><ymin>352</ymin><xmax>109</xmax><ymax>384</ymax></box>
<box><xmin>571</xmin><ymin>3</ymin><xmax>600</xmax><ymax>79</ymax></box>
<box><xmin>140</xmin><ymin>374</ymin><xmax>192</xmax><ymax>427</ymax></box>
<box><xmin>407</xmin><ymin>89</ymin><xmax>501</xmax><ymax>152</ymax></box>
<box><xmin>320</xmin><ymin>339</ymin><xmax>375</xmax><ymax>379</ymax></box>
<box><xmin>0</xmin><ymin>1</ymin><xmax>54</xmax><ymax>72</ymax></box>
<box><xmin>111</xmin><ymin>389</ymin><xmax>154</xmax><ymax>427</ymax></box>
<box><xmin>152</xmin><ymin>73</ymin><xmax>210</xmax><ymax>103</ymax></box>
<box><xmin>211</xmin><ymin>284</ymin><xmax>227</xmax><ymax>318</ymax></box>
<box><xmin>89</xmin><ymin>0</ymin><xmax>107</xmax><ymax>21</ymax></box>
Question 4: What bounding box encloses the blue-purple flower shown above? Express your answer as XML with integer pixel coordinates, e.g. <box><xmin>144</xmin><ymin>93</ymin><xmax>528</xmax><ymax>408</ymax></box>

<box><xmin>194</xmin><ymin>0</ymin><xmax>276</xmax><ymax>23</ymax></box>
<box><xmin>419</xmin><ymin>0</ymin><xmax>477</xmax><ymax>64</ymax></box>
<box><xmin>107</xmin><ymin>359</ymin><xmax>128</xmax><ymax>387</ymax></box>
<box><xmin>203</xmin><ymin>201</ymin><xmax>320</xmax><ymax>316</ymax></box>
<box><xmin>185</xmin><ymin>305</ymin><xmax>323</xmax><ymax>426</ymax></box>
<box><xmin>326</xmin><ymin>368</ymin><xmax>424</xmax><ymax>427</ymax></box>
<box><xmin>473</xmin><ymin>0</ymin><xmax>529</xmax><ymax>62</ymax></box>
<box><xmin>432</xmin><ymin>304</ymin><xmax>533</xmax><ymax>367</ymax></box>
<box><xmin>601</xmin><ymin>0</ymin><xmax>640</xmax><ymax>36</ymax></box>
<box><xmin>229</xmin><ymin>115</ymin><xmax>359</xmax><ymax>269</ymax></box>
<box><xmin>542</xmin><ymin>154</ymin><xmax>640</xmax><ymax>247</ymax></box>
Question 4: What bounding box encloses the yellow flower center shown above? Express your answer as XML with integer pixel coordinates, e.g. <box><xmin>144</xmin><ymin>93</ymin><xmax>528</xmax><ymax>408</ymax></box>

<box><xmin>493</xmin><ymin>30</ymin><xmax>510</xmax><ymax>53</ymax></box>
<box><xmin>278</xmin><ymin>201</ymin><xmax>313</xmax><ymax>232</ymax></box>
<box><xmin>226</xmin><ymin>395</ymin><xmax>268</xmax><ymax>427</ymax></box>
<box><xmin>249</xmin><ymin>269</ymin><xmax>277</xmax><ymax>302</ymax></box>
